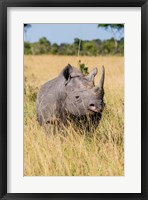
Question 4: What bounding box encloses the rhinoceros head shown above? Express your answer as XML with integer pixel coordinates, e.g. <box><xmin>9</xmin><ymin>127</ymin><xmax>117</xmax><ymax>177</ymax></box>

<box><xmin>62</xmin><ymin>64</ymin><xmax>105</xmax><ymax>116</ymax></box>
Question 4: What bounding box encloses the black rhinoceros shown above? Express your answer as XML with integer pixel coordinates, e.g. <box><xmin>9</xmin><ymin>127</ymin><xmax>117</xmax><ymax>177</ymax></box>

<box><xmin>36</xmin><ymin>64</ymin><xmax>105</xmax><ymax>131</ymax></box>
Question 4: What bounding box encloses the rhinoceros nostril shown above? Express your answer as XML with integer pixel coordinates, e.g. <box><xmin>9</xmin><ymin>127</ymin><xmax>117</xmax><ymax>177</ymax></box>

<box><xmin>88</xmin><ymin>104</ymin><xmax>99</xmax><ymax>112</ymax></box>
<box><xmin>89</xmin><ymin>104</ymin><xmax>95</xmax><ymax>107</ymax></box>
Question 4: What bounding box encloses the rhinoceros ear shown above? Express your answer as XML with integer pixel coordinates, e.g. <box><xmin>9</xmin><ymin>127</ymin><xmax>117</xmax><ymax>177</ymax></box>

<box><xmin>63</xmin><ymin>64</ymin><xmax>73</xmax><ymax>81</ymax></box>
<box><xmin>87</xmin><ymin>68</ymin><xmax>98</xmax><ymax>82</ymax></box>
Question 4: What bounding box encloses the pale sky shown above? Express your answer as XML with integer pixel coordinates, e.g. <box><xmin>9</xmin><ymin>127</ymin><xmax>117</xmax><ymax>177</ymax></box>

<box><xmin>24</xmin><ymin>24</ymin><xmax>124</xmax><ymax>44</ymax></box>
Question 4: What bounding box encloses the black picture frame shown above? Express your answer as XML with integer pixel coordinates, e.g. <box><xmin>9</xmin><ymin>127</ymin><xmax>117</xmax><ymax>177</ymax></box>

<box><xmin>0</xmin><ymin>0</ymin><xmax>148</xmax><ymax>199</ymax></box>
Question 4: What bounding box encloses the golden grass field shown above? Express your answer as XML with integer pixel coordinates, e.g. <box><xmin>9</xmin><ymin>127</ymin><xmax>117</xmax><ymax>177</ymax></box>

<box><xmin>24</xmin><ymin>55</ymin><xmax>124</xmax><ymax>176</ymax></box>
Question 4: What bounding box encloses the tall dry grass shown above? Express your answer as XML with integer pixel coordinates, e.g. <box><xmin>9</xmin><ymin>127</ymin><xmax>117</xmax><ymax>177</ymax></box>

<box><xmin>24</xmin><ymin>55</ymin><xmax>124</xmax><ymax>176</ymax></box>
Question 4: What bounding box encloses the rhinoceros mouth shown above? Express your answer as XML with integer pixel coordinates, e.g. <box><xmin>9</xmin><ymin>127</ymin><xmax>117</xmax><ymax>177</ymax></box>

<box><xmin>88</xmin><ymin>108</ymin><xmax>101</xmax><ymax>113</ymax></box>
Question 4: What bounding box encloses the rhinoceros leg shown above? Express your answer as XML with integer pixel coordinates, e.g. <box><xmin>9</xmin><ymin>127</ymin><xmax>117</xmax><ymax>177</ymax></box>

<box><xmin>44</xmin><ymin>118</ymin><xmax>66</xmax><ymax>134</ymax></box>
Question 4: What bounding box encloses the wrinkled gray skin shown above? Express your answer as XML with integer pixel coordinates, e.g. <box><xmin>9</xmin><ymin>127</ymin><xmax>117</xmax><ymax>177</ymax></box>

<box><xmin>37</xmin><ymin>64</ymin><xmax>105</xmax><ymax>131</ymax></box>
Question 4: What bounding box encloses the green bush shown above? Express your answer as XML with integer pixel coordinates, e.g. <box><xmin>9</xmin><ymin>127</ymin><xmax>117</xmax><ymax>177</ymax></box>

<box><xmin>24</xmin><ymin>37</ymin><xmax>124</xmax><ymax>56</ymax></box>
<box><xmin>78</xmin><ymin>60</ymin><xmax>89</xmax><ymax>75</ymax></box>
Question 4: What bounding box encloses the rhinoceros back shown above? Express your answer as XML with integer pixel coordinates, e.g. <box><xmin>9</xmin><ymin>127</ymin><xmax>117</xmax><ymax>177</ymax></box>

<box><xmin>36</xmin><ymin>76</ymin><xmax>65</xmax><ymax>125</ymax></box>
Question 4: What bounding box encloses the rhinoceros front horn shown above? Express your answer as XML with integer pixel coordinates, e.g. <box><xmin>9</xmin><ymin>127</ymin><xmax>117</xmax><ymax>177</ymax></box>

<box><xmin>93</xmin><ymin>66</ymin><xmax>105</xmax><ymax>93</ymax></box>
<box><xmin>99</xmin><ymin>66</ymin><xmax>105</xmax><ymax>89</ymax></box>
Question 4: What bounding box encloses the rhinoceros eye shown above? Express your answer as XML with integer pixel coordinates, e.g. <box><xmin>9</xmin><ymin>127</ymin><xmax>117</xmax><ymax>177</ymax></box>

<box><xmin>75</xmin><ymin>96</ymin><xmax>79</xmax><ymax>99</ymax></box>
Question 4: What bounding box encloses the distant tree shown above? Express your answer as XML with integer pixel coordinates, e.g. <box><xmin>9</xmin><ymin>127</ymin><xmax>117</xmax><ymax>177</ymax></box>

<box><xmin>24</xmin><ymin>24</ymin><xmax>31</xmax><ymax>28</ymax></box>
<box><xmin>24</xmin><ymin>24</ymin><xmax>31</xmax><ymax>41</ymax></box>
<box><xmin>102</xmin><ymin>38</ymin><xmax>116</xmax><ymax>54</ymax></box>
<box><xmin>51</xmin><ymin>43</ymin><xmax>59</xmax><ymax>54</ymax></box>
<box><xmin>83</xmin><ymin>41</ymin><xmax>98</xmax><ymax>56</ymax></box>
<box><xmin>92</xmin><ymin>39</ymin><xmax>101</xmax><ymax>45</ymax></box>
<box><xmin>98</xmin><ymin>24</ymin><xmax>124</xmax><ymax>52</ymax></box>
<box><xmin>29</xmin><ymin>37</ymin><xmax>51</xmax><ymax>55</ymax></box>
<box><xmin>24</xmin><ymin>24</ymin><xmax>31</xmax><ymax>32</ymax></box>
<box><xmin>39</xmin><ymin>37</ymin><xmax>51</xmax><ymax>46</ymax></box>
<box><xmin>37</xmin><ymin>37</ymin><xmax>51</xmax><ymax>53</ymax></box>
<box><xmin>118</xmin><ymin>37</ymin><xmax>124</xmax><ymax>55</ymax></box>
<box><xmin>74</xmin><ymin>38</ymin><xmax>80</xmax><ymax>46</ymax></box>
<box><xmin>24</xmin><ymin>42</ymin><xmax>32</xmax><ymax>54</ymax></box>
<box><xmin>74</xmin><ymin>38</ymin><xmax>83</xmax><ymax>56</ymax></box>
